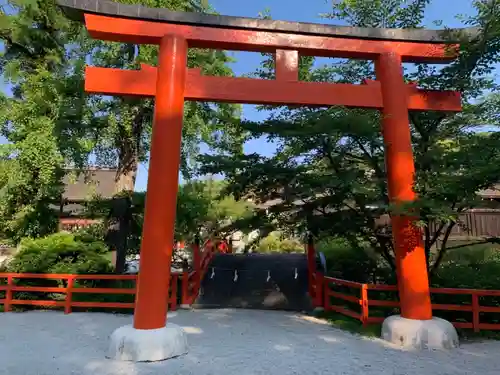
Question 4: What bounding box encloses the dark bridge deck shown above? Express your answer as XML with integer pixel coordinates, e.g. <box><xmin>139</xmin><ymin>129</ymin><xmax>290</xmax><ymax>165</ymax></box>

<box><xmin>194</xmin><ymin>253</ymin><xmax>312</xmax><ymax>311</ymax></box>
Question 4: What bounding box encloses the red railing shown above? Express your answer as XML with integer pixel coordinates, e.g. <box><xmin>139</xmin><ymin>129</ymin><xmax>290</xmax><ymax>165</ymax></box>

<box><xmin>307</xmin><ymin>237</ymin><xmax>500</xmax><ymax>332</ymax></box>
<box><xmin>0</xmin><ymin>238</ymin><xmax>219</xmax><ymax>314</ymax></box>
<box><xmin>180</xmin><ymin>239</ymin><xmax>217</xmax><ymax>305</ymax></box>
<box><xmin>321</xmin><ymin>276</ymin><xmax>500</xmax><ymax>332</ymax></box>
<box><xmin>0</xmin><ymin>273</ymin><xmax>179</xmax><ymax>314</ymax></box>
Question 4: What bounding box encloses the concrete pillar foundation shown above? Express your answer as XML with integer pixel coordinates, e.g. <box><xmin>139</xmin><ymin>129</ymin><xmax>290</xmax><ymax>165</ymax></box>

<box><xmin>107</xmin><ymin>323</ymin><xmax>188</xmax><ymax>362</ymax></box>
<box><xmin>382</xmin><ymin>315</ymin><xmax>459</xmax><ymax>350</ymax></box>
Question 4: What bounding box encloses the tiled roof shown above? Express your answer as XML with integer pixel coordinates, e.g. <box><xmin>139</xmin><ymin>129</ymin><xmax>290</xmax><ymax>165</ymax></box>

<box><xmin>62</xmin><ymin>168</ymin><xmax>117</xmax><ymax>201</ymax></box>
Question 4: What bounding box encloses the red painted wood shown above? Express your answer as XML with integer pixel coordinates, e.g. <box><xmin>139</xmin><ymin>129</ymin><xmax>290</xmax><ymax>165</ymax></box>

<box><xmin>71</xmin><ymin>287</ymin><xmax>136</xmax><ymax>294</ymax></box>
<box><xmin>376</xmin><ymin>52</ymin><xmax>432</xmax><ymax>320</ymax></box>
<box><xmin>472</xmin><ymin>294</ymin><xmax>480</xmax><ymax>333</ymax></box>
<box><xmin>361</xmin><ymin>284</ymin><xmax>369</xmax><ymax>326</ymax></box>
<box><xmin>4</xmin><ymin>275</ymin><xmax>12</xmax><ymax>312</ymax></box>
<box><xmin>64</xmin><ymin>276</ymin><xmax>74</xmax><ymax>314</ymax></box>
<box><xmin>275</xmin><ymin>50</ymin><xmax>299</xmax><ymax>81</ymax></box>
<box><xmin>320</xmin><ymin>278</ymin><xmax>500</xmax><ymax>332</ymax></box>
<box><xmin>323</xmin><ymin>276</ymin><xmax>364</xmax><ymax>289</ymax></box>
<box><xmin>71</xmin><ymin>301</ymin><xmax>135</xmax><ymax>309</ymax></box>
<box><xmin>0</xmin><ymin>273</ymin><xmax>179</xmax><ymax>314</ymax></box>
<box><xmin>478</xmin><ymin>323</ymin><xmax>500</xmax><ymax>331</ymax></box>
<box><xmin>85</xmin><ymin>66</ymin><xmax>461</xmax><ymax>112</ymax></box>
<box><xmin>132</xmin><ymin>34</ymin><xmax>188</xmax><ymax>330</ymax></box>
<box><xmin>368</xmin><ymin>299</ymin><xmax>399</xmax><ymax>307</ymax></box>
<box><xmin>327</xmin><ymin>290</ymin><xmax>361</xmax><ymax>304</ymax></box>
<box><xmin>84</xmin><ymin>14</ymin><xmax>458</xmax><ymax>63</ymax></box>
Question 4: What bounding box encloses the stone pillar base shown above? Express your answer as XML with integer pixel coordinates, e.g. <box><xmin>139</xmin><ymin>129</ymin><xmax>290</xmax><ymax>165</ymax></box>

<box><xmin>382</xmin><ymin>315</ymin><xmax>459</xmax><ymax>350</ymax></box>
<box><xmin>107</xmin><ymin>323</ymin><xmax>188</xmax><ymax>362</ymax></box>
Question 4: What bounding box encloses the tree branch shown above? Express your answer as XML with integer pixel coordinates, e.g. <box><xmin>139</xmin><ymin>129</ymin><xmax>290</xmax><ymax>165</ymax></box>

<box><xmin>429</xmin><ymin>222</ymin><xmax>456</xmax><ymax>278</ymax></box>
<box><xmin>424</xmin><ymin>223</ymin><xmax>431</xmax><ymax>268</ymax></box>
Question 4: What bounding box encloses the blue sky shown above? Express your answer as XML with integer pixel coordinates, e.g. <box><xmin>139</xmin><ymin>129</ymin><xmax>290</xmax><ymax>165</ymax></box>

<box><xmin>141</xmin><ymin>0</ymin><xmax>478</xmax><ymax>190</ymax></box>
<box><xmin>0</xmin><ymin>0</ymin><xmax>483</xmax><ymax>191</ymax></box>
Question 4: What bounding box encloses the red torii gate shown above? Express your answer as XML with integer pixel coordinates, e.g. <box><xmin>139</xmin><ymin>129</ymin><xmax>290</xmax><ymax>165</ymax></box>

<box><xmin>59</xmin><ymin>0</ymin><xmax>470</xmax><ymax>360</ymax></box>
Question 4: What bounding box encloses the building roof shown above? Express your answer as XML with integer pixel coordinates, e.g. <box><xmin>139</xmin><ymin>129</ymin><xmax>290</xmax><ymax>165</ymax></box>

<box><xmin>57</xmin><ymin>0</ymin><xmax>478</xmax><ymax>43</ymax></box>
<box><xmin>478</xmin><ymin>184</ymin><xmax>500</xmax><ymax>199</ymax></box>
<box><xmin>255</xmin><ymin>184</ymin><xmax>500</xmax><ymax>211</ymax></box>
<box><xmin>62</xmin><ymin>168</ymin><xmax>117</xmax><ymax>201</ymax></box>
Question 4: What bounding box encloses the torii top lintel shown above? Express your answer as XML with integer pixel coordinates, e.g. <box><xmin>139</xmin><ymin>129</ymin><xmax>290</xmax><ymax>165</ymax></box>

<box><xmin>57</xmin><ymin>0</ymin><xmax>468</xmax><ymax>111</ymax></box>
<box><xmin>58</xmin><ymin>0</ymin><xmax>476</xmax><ymax>63</ymax></box>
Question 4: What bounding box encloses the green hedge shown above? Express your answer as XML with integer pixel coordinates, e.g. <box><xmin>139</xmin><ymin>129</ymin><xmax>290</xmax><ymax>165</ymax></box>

<box><xmin>8</xmin><ymin>232</ymin><xmax>111</xmax><ymax>274</ymax></box>
<box><xmin>2</xmin><ymin>232</ymin><xmax>137</xmax><ymax>313</ymax></box>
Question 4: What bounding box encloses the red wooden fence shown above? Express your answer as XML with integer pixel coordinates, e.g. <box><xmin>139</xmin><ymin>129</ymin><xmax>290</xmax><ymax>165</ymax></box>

<box><xmin>0</xmin><ymin>238</ymin><xmax>219</xmax><ymax>314</ymax></box>
<box><xmin>0</xmin><ymin>273</ymin><xmax>179</xmax><ymax>314</ymax></box>
<box><xmin>322</xmin><ymin>276</ymin><xmax>500</xmax><ymax>332</ymax></box>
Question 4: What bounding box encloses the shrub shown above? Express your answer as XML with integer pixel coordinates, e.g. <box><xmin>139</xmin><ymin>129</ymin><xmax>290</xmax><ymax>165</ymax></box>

<box><xmin>256</xmin><ymin>232</ymin><xmax>303</xmax><ymax>253</ymax></box>
<box><xmin>7</xmin><ymin>232</ymin><xmax>112</xmax><ymax>274</ymax></box>
<box><xmin>430</xmin><ymin>259</ymin><xmax>500</xmax><ymax>328</ymax></box>
<box><xmin>316</xmin><ymin>237</ymin><xmax>379</xmax><ymax>283</ymax></box>
<box><xmin>3</xmin><ymin>232</ymin><xmax>126</xmax><ymax>312</ymax></box>
<box><xmin>73</xmin><ymin>223</ymin><xmax>107</xmax><ymax>246</ymax></box>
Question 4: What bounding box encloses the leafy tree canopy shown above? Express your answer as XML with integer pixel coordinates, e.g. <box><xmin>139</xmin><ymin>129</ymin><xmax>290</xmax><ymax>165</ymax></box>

<box><xmin>0</xmin><ymin>0</ymin><xmax>244</xmax><ymax>240</ymax></box>
<box><xmin>199</xmin><ymin>0</ymin><xmax>500</xmax><ymax>277</ymax></box>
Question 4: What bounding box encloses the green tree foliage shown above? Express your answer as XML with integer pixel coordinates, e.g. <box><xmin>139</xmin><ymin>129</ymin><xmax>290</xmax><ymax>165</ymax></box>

<box><xmin>316</xmin><ymin>236</ymin><xmax>381</xmax><ymax>283</ymax></box>
<box><xmin>83</xmin><ymin>179</ymin><xmax>254</xmax><ymax>259</ymax></box>
<box><xmin>0</xmin><ymin>0</ymin><xmax>244</xmax><ymax>242</ymax></box>
<box><xmin>88</xmin><ymin>0</ymin><xmax>245</xmax><ymax>193</ymax></box>
<box><xmin>138</xmin><ymin>179</ymin><xmax>254</xmax><ymax>244</ymax></box>
<box><xmin>199</xmin><ymin>0</ymin><xmax>500</xmax><ymax>279</ymax></box>
<box><xmin>0</xmin><ymin>0</ymin><xmax>93</xmax><ymax>241</ymax></box>
<box><xmin>256</xmin><ymin>232</ymin><xmax>303</xmax><ymax>253</ymax></box>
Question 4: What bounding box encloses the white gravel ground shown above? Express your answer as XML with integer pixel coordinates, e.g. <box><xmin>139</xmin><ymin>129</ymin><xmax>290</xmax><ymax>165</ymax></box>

<box><xmin>1</xmin><ymin>309</ymin><xmax>500</xmax><ymax>375</ymax></box>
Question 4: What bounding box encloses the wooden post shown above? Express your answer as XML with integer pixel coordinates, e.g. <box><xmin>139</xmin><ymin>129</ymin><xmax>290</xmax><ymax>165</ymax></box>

<box><xmin>316</xmin><ymin>272</ymin><xmax>324</xmax><ymax>308</ymax></box>
<box><xmin>306</xmin><ymin>233</ymin><xmax>316</xmax><ymax>300</ymax></box>
<box><xmin>472</xmin><ymin>293</ymin><xmax>480</xmax><ymax>333</ymax></box>
<box><xmin>323</xmin><ymin>278</ymin><xmax>330</xmax><ymax>311</ymax></box>
<box><xmin>169</xmin><ymin>274</ymin><xmax>178</xmax><ymax>312</ymax></box>
<box><xmin>275</xmin><ymin>49</ymin><xmax>299</xmax><ymax>81</ymax></box>
<box><xmin>375</xmin><ymin>52</ymin><xmax>432</xmax><ymax>321</ymax></box>
<box><xmin>64</xmin><ymin>275</ymin><xmax>75</xmax><ymax>314</ymax></box>
<box><xmin>181</xmin><ymin>271</ymin><xmax>189</xmax><ymax>306</ymax></box>
<box><xmin>4</xmin><ymin>275</ymin><xmax>12</xmax><ymax>312</ymax></box>
<box><xmin>193</xmin><ymin>236</ymin><xmax>201</xmax><ymax>273</ymax></box>
<box><xmin>133</xmin><ymin>34</ymin><xmax>188</xmax><ymax>330</ymax></box>
<box><xmin>361</xmin><ymin>284</ymin><xmax>369</xmax><ymax>326</ymax></box>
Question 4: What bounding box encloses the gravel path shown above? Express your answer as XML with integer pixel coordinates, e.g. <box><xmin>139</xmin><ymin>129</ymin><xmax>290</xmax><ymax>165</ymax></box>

<box><xmin>1</xmin><ymin>309</ymin><xmax>500</xmax><ymax>375</ymax></box>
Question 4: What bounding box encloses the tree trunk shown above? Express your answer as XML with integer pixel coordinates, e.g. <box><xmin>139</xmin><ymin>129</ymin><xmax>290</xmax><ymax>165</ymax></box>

<box><xmin>108</xmin><ymin>105</ymin><xmax>145</xmax><ymax>272</ymax></box>
<box><xmin>106</xmin><ymin>196</ymin><xmax>132</xmax><ymax>274</ymax></box>
<box><xmin>115</xmin><ymin>150</ymin><xmax>139</xmax><ymax>194</ymax></box>
<box><xmin>114</xmin><ymin>103</ymin><xmax>145</xmax><ymax>194</ymax></box>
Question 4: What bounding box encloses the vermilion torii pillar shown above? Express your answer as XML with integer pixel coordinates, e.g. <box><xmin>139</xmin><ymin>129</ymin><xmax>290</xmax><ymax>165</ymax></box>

<box><xmin>58</xmin><ymin>0</ymin><xmax>473</xmax><ymax>358</ymax></box>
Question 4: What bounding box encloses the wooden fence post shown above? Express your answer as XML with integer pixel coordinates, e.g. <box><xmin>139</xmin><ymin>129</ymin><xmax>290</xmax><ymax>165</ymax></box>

<box><xmin>472</xmin><ymin>293</ymin><xmax>480</xmax><ymax>333</ymax></box>
<box><xmin>361</xmin><ymin>284</ymin><xmax>369</xmax><ymax>326</ymax></box>
<box><xmin>169</xmin><ymin>274</ymin><xmax>178</xmax><ymax>312</ymax></box>
<box><xmin>193</xmin><ymin>236</ymin><xmax>201</xmax><ymax>273</ymax></box>
<box><xmin>4</xmin><ymin>275</ymin><xmax>12</xmax><ymax>312</ymax></box>
<box><xmin>64</xmin><ymin>275</ymin><xmax>75</xmax><ymax>314</ymax></box>
<box><xmin>306</xmin><ymin>233</ymin><xmax>316</xmax><ymax>300</ymax></box>
<box><xmin>323</xmin><ymin>277</ymin><xmax>330</xmax><ymax>311</ymax></box>
<box><xmin>316</xmin><ymin>272</ymin><xmax>324</xmax><ymax>308</ymax></box>
<box><xmin>181</xmin><ymin>271</ymin><xmax>189</xmax><ymax>306</ymax></box>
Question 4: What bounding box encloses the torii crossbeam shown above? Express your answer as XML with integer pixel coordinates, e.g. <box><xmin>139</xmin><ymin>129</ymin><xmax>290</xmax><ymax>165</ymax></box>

<box><xmin>58</xmin><ymin>0</ymin><xmax>472</xmax><ymax>359</ymax></box>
